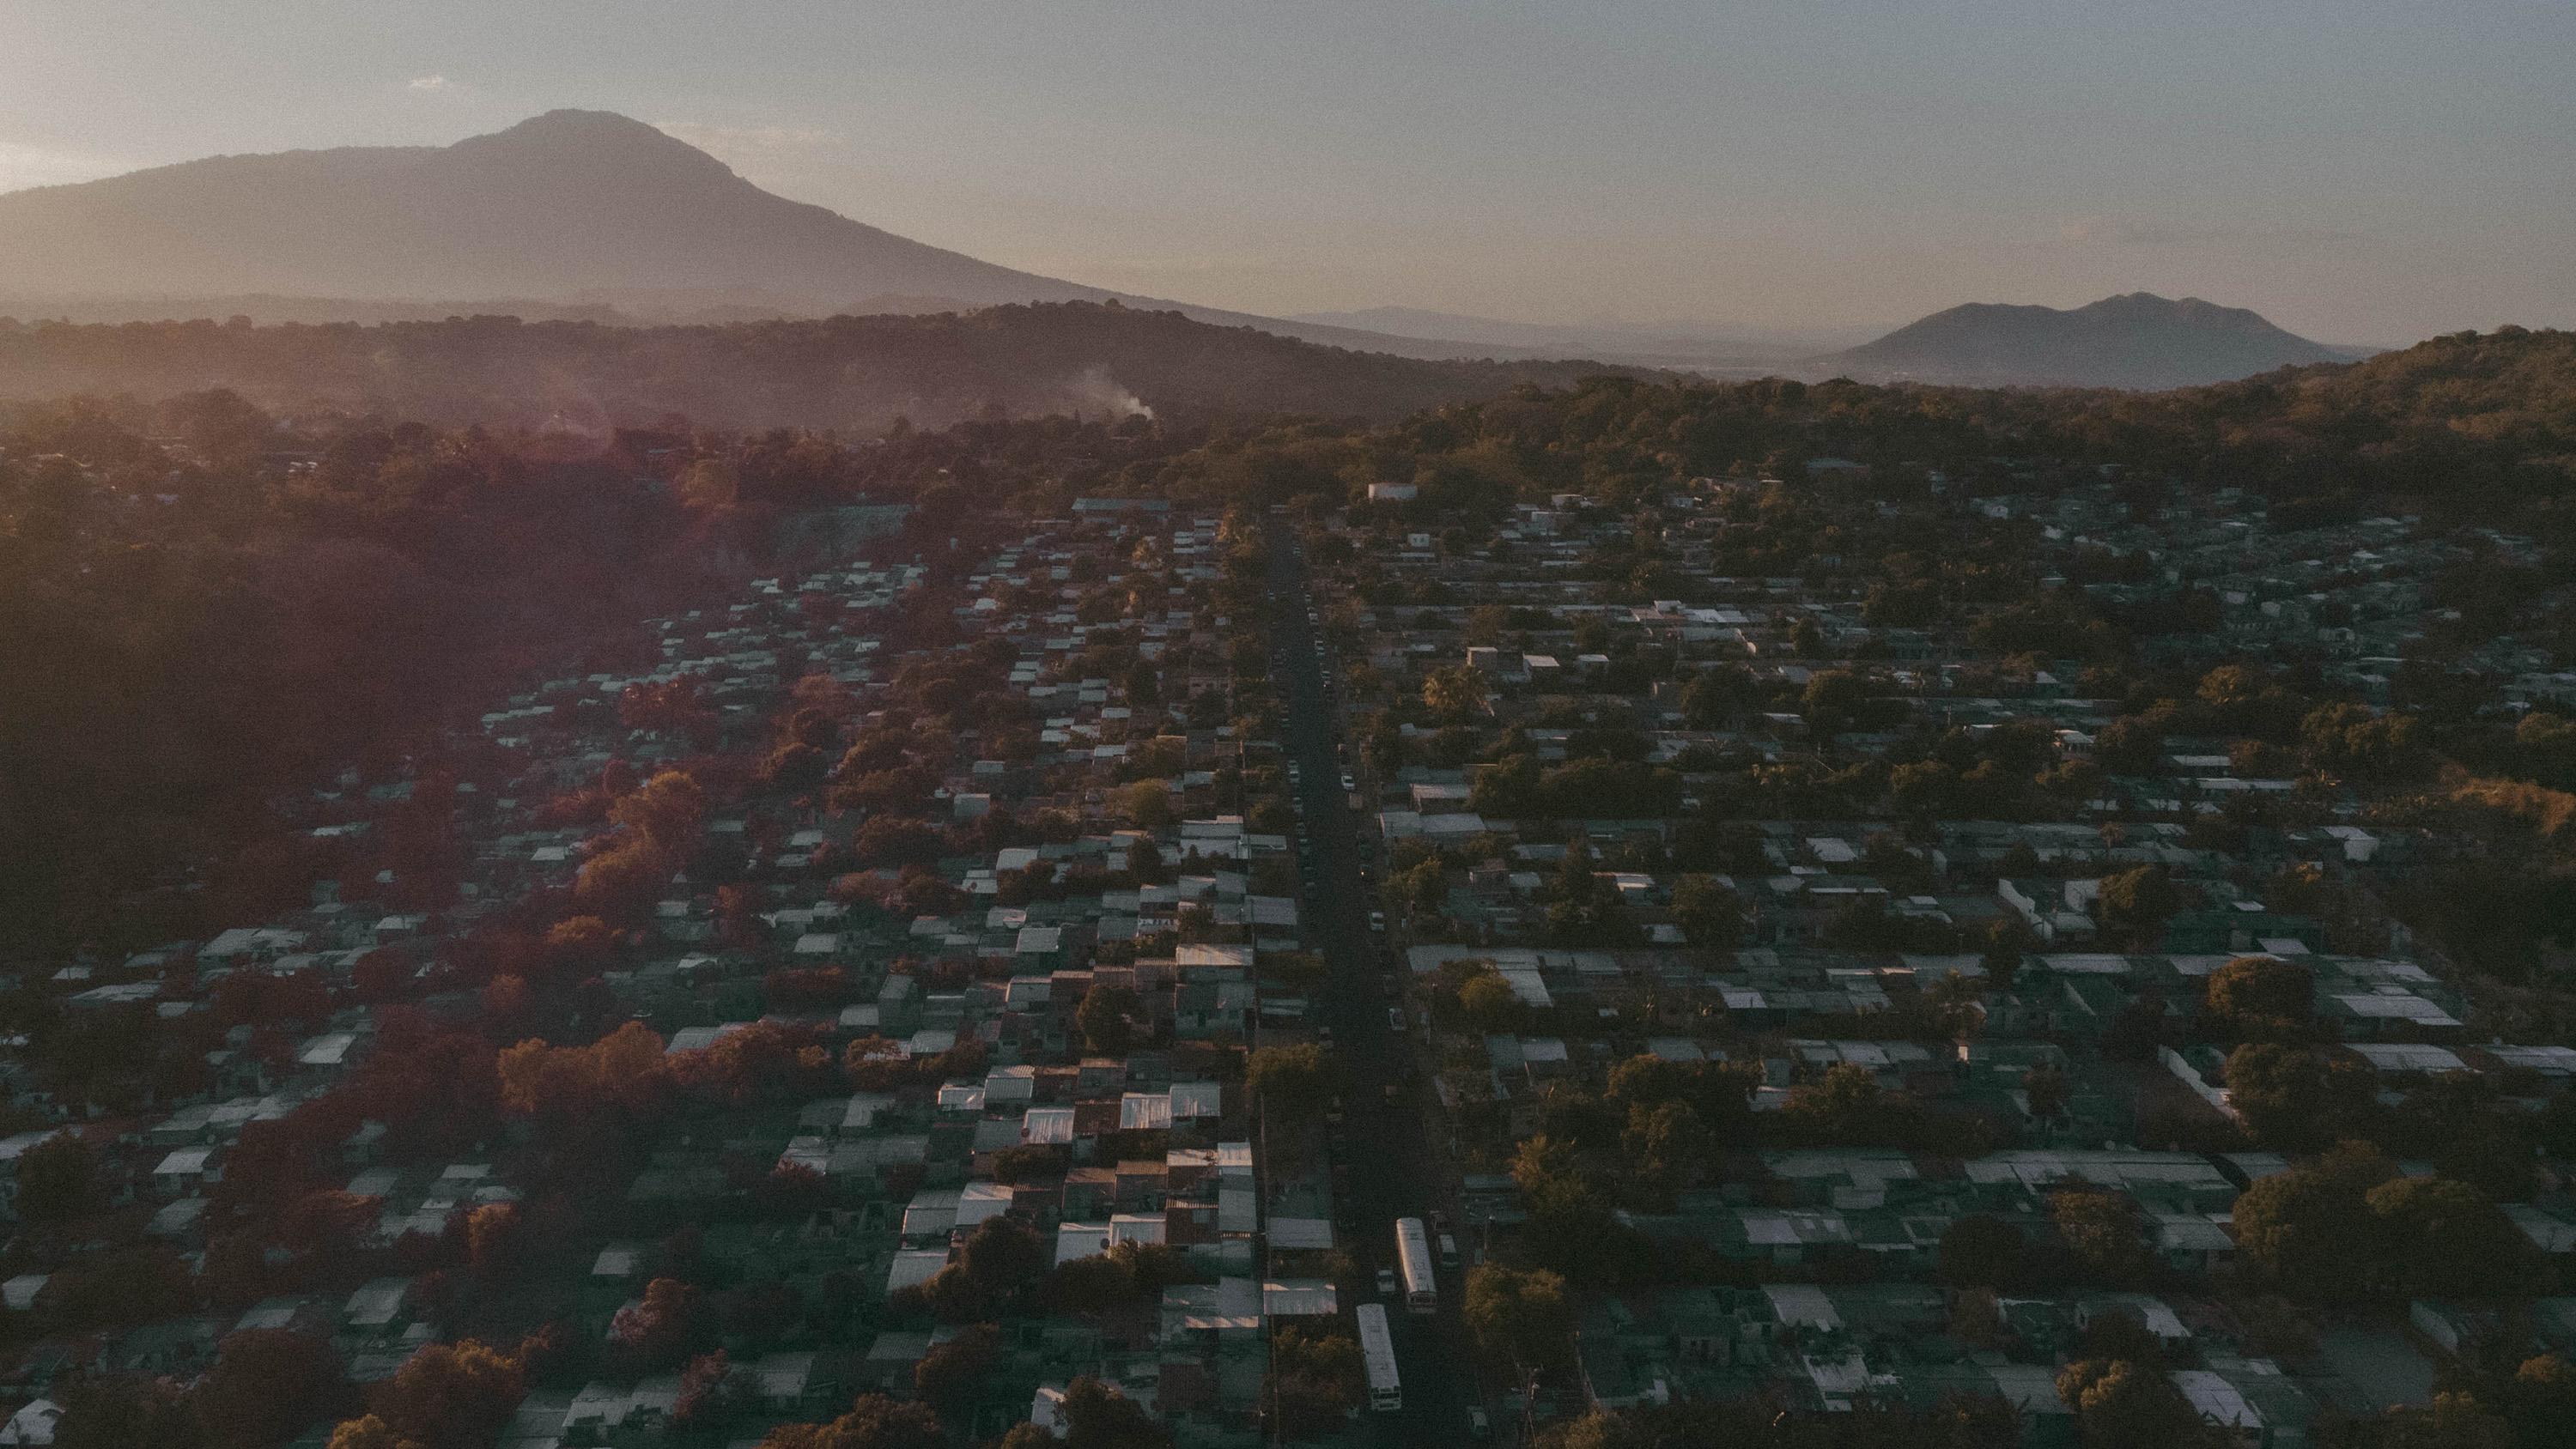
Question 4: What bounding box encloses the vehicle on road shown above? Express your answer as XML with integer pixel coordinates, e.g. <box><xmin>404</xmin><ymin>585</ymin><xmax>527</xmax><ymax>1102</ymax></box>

<box><xmin>1341</xmin><ymin>772</ymin><xmax>1357</xmax><ymax>790</ymax></box>
<box><xmin>1437</xmin><ymin>1230</ymin><xmax>1461</xmax><ymax>1269</ymax></box>
<box><xmin>1375</xmin><ymin>1265</ymin><xmax>1398</xmax><ymax>1297</ymax></box>
<box><xmin>1394</xmin><ymin>1217</ymin><xmax>1437</xmax><ymax>1315</ymax></box>
<box><xmin>1388</xmin><ymin>1007</ymin><xmax>1406</xmax><ymax>1033</ymax></box>
<box><xmin>1357</xmin><ymin>1302</ymin><xmax>1402</xmax><ymax>1413</ymax></box>
<box><xmin>1467</xmin><ymin>1406</ymin><xmax>1492</xmax><ymax>1439</ymax></box>
<box><xmin>1369</xmin><ymin>911</ymin><xmax>1387</xmax><ymax>932</ymax></box>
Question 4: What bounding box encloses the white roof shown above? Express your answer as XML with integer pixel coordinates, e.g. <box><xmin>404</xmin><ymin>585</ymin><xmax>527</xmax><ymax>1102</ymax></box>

<box><xmin>1055</xmin><ymin>1223</ymin><xmax>1113</xmax><ymax>1265</ymax></box>
<box><xmin>1763</xmin><ymin>1282</ymin><xmax>1842</xmax><ymax>1329</ymax></box>
<box><xmin>887</xmin><ymin>1249</ymin><xmax>950</xmax><ymax>1292</ymax></box>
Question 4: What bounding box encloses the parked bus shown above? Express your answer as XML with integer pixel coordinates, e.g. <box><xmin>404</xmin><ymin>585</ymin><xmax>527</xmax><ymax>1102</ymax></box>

<box><xmin>1356</xmin><ymin>1302</ymin><xmax>1401</xmax><ymax>1412</ymax></box>
<box><xmin>1394</xmin><ymin>1216</ymin><xmax>1437</xmax><ymax>1315</ymax></box>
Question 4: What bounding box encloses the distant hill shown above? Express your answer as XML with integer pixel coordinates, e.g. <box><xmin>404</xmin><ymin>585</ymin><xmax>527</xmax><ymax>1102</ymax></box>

<box><xmin>0</xmin><ymin>109</ymin><xmax>1588</xmax><ymax>364</ymax></box>
<box><xmin>1290</xmin><ymin>306</ymin><xmax>1871</xmax><ymax>370</ymax></box>
<box><xmin>0</xmin><ymin>302</ymin><xmax>1643</xmax><ymax>430</ymax></box>
<box><xmin>1820</xmin><ymin>292</ymin><xmax>2367</xmax><ymax>389</ymax></box>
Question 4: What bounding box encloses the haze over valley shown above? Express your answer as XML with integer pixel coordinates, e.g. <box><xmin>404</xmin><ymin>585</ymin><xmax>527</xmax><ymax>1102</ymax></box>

<box><xmin>2</xmin><ymin>8</ymin><xmax>2573</xmax><ymax>1449</ymax></box>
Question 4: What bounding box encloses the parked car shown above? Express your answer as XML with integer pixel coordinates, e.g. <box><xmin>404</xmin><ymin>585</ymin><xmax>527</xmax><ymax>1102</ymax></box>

<box><xmin>1376</xmin><ymin>1266</ymin><xmax>1398</xmax><ymax>1297</ymax></box>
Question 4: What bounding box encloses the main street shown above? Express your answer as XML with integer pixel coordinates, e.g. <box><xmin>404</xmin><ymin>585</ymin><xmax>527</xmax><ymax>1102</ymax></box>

<box><xmin>1262</xmin><ymin>521</ymin><xmax>1486</xmax><ymax>1445</ymax></box>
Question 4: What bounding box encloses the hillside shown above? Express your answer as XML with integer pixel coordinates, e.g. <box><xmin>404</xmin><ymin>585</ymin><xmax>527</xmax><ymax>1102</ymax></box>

<box><xmin>0</xmin><ymin>110</ymin><xmax>1584</xmax><ymax>364</ymax></box>
<box><xmin>1821</xmin><ymin>292</ymin><xmax>2363</xmax><ymax>389</ymax></box>
<box><xmin>0</xmin><ymin>302</ymin><xmax>1641</xmax><ymax>429</ymax></box>
<box><xmin>0</xmin><ymin>110</ymin><xmax>1107</xmax><ymax>312</ymax></box>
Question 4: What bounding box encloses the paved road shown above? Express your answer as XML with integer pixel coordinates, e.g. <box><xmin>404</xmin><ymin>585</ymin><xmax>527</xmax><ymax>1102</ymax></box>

<box><xmin>1262</xmin><ymin>523</ymin><xmax>1485</xmax><ymax>1446</ymax></box>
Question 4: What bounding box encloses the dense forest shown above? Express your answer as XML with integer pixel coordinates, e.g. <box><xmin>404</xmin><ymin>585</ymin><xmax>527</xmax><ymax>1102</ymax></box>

<box><xmin>0</xmin><ymin>303</ymin><xmax>1637</xmax><ymax>433</ymax></box>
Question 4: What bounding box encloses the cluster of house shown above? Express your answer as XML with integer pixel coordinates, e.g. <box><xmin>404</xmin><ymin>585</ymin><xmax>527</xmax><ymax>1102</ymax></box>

<box><xmin>0</xmin><ymin>504</ymin><xmax>1360</xmax><ymax>1446</ymax></box>
<box><xmin>1317</xmin><ymin>476</ymin><xmax>2576</xmax><ymax>1443</ymax></box>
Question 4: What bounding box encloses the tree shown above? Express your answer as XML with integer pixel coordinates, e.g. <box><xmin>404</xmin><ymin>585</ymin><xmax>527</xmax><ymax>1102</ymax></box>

<box><xmin>758</xmin><ymin>1393</ymin><xmax>945</xmax><ymax>1449</ymax></box>
<box><xmin>368</xmin><ymin>1339</ymin><xmax>524</xmax><ymax>1449</ymax></box>
<box><xmin>2205</xmin><ymin>955</ymin><xmax>2312</xmax><ymax>1036</ymax></box>
<box><xmin>2509</xmin><ymin>1355</ymin><xmax>2576</xmax><ymax>1448</ymax></box>
<box><xmin>465</xmin><ymin>1201</ymin><xmax>525</xmax><ymax>1279</ymax></box>
<box><xmin>675</xmin><ymin>1350</ymin><xmax>756</xmax><ymax>1434</ymax></box>
<box><xmin>2024</xmin><ymin>1061</ymin><xmax>2071</xmax><ymax>1122</ymax></box>
<box><xmin>1679</xmin><ymin>665</ymin><xmax>1755</xmax><ymax>729</ymax></box>
<box><xmin>15</xmin><ymin>1130</ymin><xmax>102</xmax><ymax>1223</ymax></box>
<box><xmin>1463</xmin><ymin>1264</ymin><xmax>1573</xmax><ymax>1373</ymax></box>
<box><xmin>1060</xmin><ymin>1375</ymin><xmax>1169</xmax><ymax>1449</ymax></box>
<box><xmin>2373</xmin><ymin>1393</ymin><xmax>2515</xmax><ymax>1449</ymax></box>
<box><xmin>2095</xmin><ymin>864</ymin><xmax>2178</xmax><ymax>948</ymax></box>
<box><xmin>610</xmin><ymin>770</ymin><xmax>708</xmax><ymax>858</ymax></box>
<box><xmin>2231</xmin><ymin>1143</ymin><xmax>2396</xmax><ymax>1300</ymax></box>
<box><xmin>1422</xmin><ymin>664</ymin><xmax>1490</xmax><ymax>722</ymax></box>
<box><xmin>2363</xmin><ymin>1175</ymin><xmax>2537</xmax><ymax>1297</ymax></box>
<box><xmin>2224</xmin><ymin>1043</ymin><xmax>2363</xmax><ymax>1151</ymax></box>
<box><xmin>913</xmin><ymin>1323</ymin><xmax>1000</xmax><ymax>1420</ymax></box>
<box><xmin>2056</xmin><ymin>1358</ymin><xmax>2218</xmax><ymax>1449</ymax></box>
<box><xmin>1267</xmin><ymin>1324</ymin><xmax>1365</xmax><ymax>1438</ymax></box>
<box><xmin>1939</xmin><ymin>1215</ymin><xmax>2027</xmax><ymax>1289</ymax></box>
<box><xmin>327</xmin><ymin>1416</ymin><xmax>422</xmax><ymax>1449</ymax></box>
<box><xmin>1800</xmin><ymin>669</ymin><xmax>1869</xmax><ymax>736</ymax></box>
<box><xmin>1980</xmin><ymin>920</ymin><xmax>2029</xmax><ymax>994</ymax></box>
<box><xmin>610</xmin><ymin>1277</ymin><xmax>709</xmax><ymax>1374</ymax></box>
<box><xmin>197</xmin><ymin>1329</ymin><xmax>354</xmax><ymax>1449</ymax></box>
<box><xmin>1950</xmin><ymin>1286</ymin><xmax>2008</xmax><ymax>1349</ymax></box>
<box><xmin>1668</xmin><ymin>875</ymin><xmax>1743</xmax><ymax>949</ymax></box>
<box><xmin>1118</xmin><ymin>779</ymin><xmax>1175</xmax><ymax>834</ymax></box>
<box><xmin>1624</xmin><ymin>1100</ymin><xmax>1715</xmax><ymax>1197</ymax></box>
<box><xmin>1246</xmin><ymin>1044</ymin><xmax>1330</xmax><ymax>1123</ymax></box>
<box><xmin>1456</xmin><ymin>967</ymin><xmax>1522</xmax><ymax>1029</ymax></box>
<box><xmin>54</xmin><ymin>1376</ymin><xmax>206</xmax><ymax>1449</ymax></box>
<box><xmin>2051</xmin><ymin>1185</ymin><xmax>2149</xmax><ymax>1285</ymax></box>
<box><xmin>1077</xmin><ymin>984</ymin><xmax>1141</xmax><ymax>1057</ymax></box>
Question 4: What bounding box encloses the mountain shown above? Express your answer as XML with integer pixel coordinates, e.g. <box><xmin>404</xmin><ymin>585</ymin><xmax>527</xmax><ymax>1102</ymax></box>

<box><xmin>0</xmin><ymin>302</ymin><xmax>1645</xmax><ymax>430</ymax></box>
<box><xmin>0</xmin><ymin>110</ymin><xmax>1115</xmax><ymax>312</ymax></box>
<box><xmin>0</xmin><ymin>110</ymin><xmax>1590</xmax><ymax>364</ymax></box>
<box><xmin>1818</xmin><ymin>292</ymin><xmax>2368</xmax><ymax>389</ymax></box>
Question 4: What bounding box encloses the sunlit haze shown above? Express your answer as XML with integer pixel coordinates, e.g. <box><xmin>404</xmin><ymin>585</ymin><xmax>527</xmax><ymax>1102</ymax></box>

<box><xmin>3</xmin><ymin>0</ymin><xmax>2570</xmax><ymax>343</ymax></box>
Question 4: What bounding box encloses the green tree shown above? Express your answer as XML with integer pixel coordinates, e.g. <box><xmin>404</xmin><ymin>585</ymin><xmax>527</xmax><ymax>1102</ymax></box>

<box><xmin>1668</xmin><ymin>875</ymin><xmax>1744</xmax><ymax>949</ymax></box>
<box><xmin>1463</xmin><ymin>1264</ymin><xmax>1574</xmax><ymax>1373</ymax></box>
<box><xmin>2363</xmin><ymin>1175</ymin><xmax>2537</xmax><ymax>1297</ymax></box>
<box><xmin>1060</xmin><ymin>1376</ymin><xmax>1170</xmax><ymax>1449</ymax></box>
<box><xmin>2096</xmin><ymin>864</ymin><xmax>2178</xmax><ymax>948</ymax></box>
<box><xmin>1939</xmin><ymin>1216</ymin><xmax>2027</xmax><ymax>1289</ymax></box>
<box><xmin>2230</xmin><ymin>1143</ymin><xmax>2395</xmax><ymax>1299</ymax></box>
<box><xmin>1076</xmin><ymin>984</ymin><xmax>1141</xmax><ymax>1057</ymax></box>
<box><xmin>1246</xmin><ymin>1044</ymin><xmax>1331</xmax><ymax>1124</ymax></box>
<box><xmin>2056</xmin><ymin>1358</ymin><xmax>2219</xmax><ymax>1449</ymax></box>
<box><xmin>15</xmin><ymin>1131</ymin><xmax>102</xmax><ymax>1223</ymax></box>
<box><xmin>1456</xmin><ymin>967</ymin><xmax>1522</xmax><ymax>1029</ymax></box>
<box><xmin>1422</xmin><ymin>665</ymin><xmax>1490</xmax><ymax>722</ymax></box>
<box><xmin>2224</xmin><ymin>1043</ymin><xmax>2365</xmax><ymax>1151</ymax></box>
<box><xmin>2205</xmin><ymin>955</ymin><xmax>2313</xmax><ymax>1036</ymax></box>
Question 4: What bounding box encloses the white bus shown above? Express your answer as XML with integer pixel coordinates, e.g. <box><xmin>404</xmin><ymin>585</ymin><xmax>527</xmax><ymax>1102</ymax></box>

<box><xmin>1356</xmin><ymin>1302</ymin><xmax>1401</xmax><ymax>1412</ymax></box>
<box><xmin>1394</xmin><ymin>1216</ymin><xmax>1437</xmax><ymax>1316</ymax></box>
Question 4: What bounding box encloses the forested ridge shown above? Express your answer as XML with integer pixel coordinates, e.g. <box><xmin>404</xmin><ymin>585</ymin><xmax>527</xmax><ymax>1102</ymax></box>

<box><xmin>0</xmin><ymin>303</ymin><xmax>1638</xmax><ymax>432</ymax></box>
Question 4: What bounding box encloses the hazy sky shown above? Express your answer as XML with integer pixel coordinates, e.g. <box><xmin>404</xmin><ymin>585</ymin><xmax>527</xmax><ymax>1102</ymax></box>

<box><xmin>2</xmin><ymin>1</ymin><xmax>2569</xmax><ymax>343</ymax></box>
